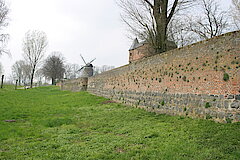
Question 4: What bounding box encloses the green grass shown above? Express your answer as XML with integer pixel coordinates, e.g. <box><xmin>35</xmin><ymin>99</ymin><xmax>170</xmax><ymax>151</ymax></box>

<box><xmin>0</xmin><ymin>86</ymin><xmax>239</xmax><ymax>160</ymax></box>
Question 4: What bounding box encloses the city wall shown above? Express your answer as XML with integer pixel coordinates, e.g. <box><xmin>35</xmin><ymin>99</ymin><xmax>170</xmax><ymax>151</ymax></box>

<box><xmin>60</xmin><ymin>77</ymin><xmax>88</xmax><ymax>92</ymax></box>
<box><xmin>61</xmin><ymin>31</ymin><xmax>240</xmax><ymax>123</ymax></box>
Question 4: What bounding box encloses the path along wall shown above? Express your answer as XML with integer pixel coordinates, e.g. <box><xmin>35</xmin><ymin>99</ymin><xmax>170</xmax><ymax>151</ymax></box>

<box><xmin>61</xmin><ymin>31</ymin><xmax>240</xmax><ymax>123</ymax></box>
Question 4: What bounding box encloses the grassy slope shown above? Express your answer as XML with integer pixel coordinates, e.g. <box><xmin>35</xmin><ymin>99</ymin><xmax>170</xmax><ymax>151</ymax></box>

<box><xmin>0</xmin><ymin>86</ymin><xmax>239</xmax><ymax>160</ymax></box>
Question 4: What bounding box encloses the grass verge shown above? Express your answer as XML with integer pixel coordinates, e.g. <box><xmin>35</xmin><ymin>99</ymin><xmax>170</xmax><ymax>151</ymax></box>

<box><xmin>0</xmin><ymin>86</ymin><xmax>239</xmax><ymax>159</ymax></box>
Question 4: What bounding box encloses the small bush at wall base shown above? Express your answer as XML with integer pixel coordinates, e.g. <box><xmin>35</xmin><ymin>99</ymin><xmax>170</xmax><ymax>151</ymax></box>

<box><xmin>205</xmin><ymin>102</ymin><xmax>211</xmax><ymax>108</ymax></box>
<box><xmin>206</xmin><ymin>114</ymin><xmax>212</xmax><ymax>120</ymax></box>
<box><xmin>223</xmin><ymin>73</ymin><xmax>229</xmax><ymax>81</ymax></box>
<box><xmin>226</xmin><ymin>118</ymin><xmax>232</xmax><ymax>123</ymax></box>
<box><xmin>161</xmin><ymin>100</ymin><xmax>165</xmax><ymax>106</ymax></box>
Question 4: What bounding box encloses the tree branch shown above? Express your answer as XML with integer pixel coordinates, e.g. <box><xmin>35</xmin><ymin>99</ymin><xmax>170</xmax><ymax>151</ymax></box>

<box><xmin>143</xmin><ymin>0</ymin><xmax>153</xmax><ymax>9</ymax></box>
<box><xmin>167</xmin><ymin>0</ymin><xmax>178</xmax><ymax>24</ymax></box>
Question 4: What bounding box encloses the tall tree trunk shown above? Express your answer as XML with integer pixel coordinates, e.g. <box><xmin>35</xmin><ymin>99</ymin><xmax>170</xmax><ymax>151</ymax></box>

<box><xmin>153</xmin><ymin>0</ymin><xmax>168</xmax><ymax>53</ymax></box>
<box><xmin>51</xmin><ymin>77</ymin><xmax>55</xmax><ymax>85</ymax></box>
<box><xmin>30</xmin><ymin>67</ymin><xmax>35</xmax><ymax>88</ymax></box>
<box><xmin>18</xmin><ymin>77</ymin><xmax>21</xmax><ymax>86</ymax></box>
<box><xmin>155</xmin><ymin>21</ymin><xmax>167</xmax><ymax>53</ymax></box>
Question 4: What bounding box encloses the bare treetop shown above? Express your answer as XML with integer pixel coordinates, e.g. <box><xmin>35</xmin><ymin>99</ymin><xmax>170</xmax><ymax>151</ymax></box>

<box><xmin>231</xmin><ymin>0</ymin><xmax>240</xmax><ymax>29</ymax></box>
<box><xmin>118</xmin><ymin>0</ymin><xmax>196</xmax><ymax>54</ymax></box>
<box><xmin>22</xmin><ymin>30</ymin><xmax>48</xmax><ymax>88</ymax></box>
<box><xmin>23</xmin><ymin>30</ymin><xmax>48</xmax><ymax>67</ymax></box>
<box><xmin>186</xmin><ymin>0</ymin><xmax>229</xmax><ymax>40</ymax></box>
<box><xmin>0</xmin><ymin>0</ymin><xmax>9</xmax><ymax>56</ymax></box>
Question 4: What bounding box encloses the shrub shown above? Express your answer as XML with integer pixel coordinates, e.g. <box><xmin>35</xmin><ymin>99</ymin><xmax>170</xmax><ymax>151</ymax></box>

<box><xmin>205</xmin><ymin>102</ymin><xmax>211</xmax><ymax>108</ymax></box>
<box><xmin>161</xmin><ymin>100</ymin><xmax>165</xmax><ymax>106</ymax></box>
<box><xmin>184</xmin><ymin>107</ymin><xmax>187</xmax><ymax>112</ymax></box>
<box><xmin>226</xmin><ymin>118</ymin><xmax>232</xmax><ymax>124</ymax></box>
<box><xmin>182</xmin><ymin>76</ymin><xmax>187</xmax><ymax>82</ymax></box>
<box><xmin>223</xmin><ymin>73</ymin><xmax>229</xmax><ymax>81</ymax></box>
<box><xmin>206</xmin><ymin>114</ymin><xmax>212</xmax><ymax>120</ymax></box>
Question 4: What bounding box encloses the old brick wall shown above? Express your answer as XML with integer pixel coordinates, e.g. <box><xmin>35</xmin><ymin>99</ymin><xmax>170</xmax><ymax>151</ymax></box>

<box><xmin>87</xmin><ymin>31</ymin><xmax>240</xmax><ymax>122</ymax></box>
<box><xmin>60</xmin><ymin>77</ymin><xmax>88</xmax><ymax>92</ymax></box>
<box><xmin>129</xmin><ymin>44</ymin><xmax>152</xmax><ymax>63</ymax></box>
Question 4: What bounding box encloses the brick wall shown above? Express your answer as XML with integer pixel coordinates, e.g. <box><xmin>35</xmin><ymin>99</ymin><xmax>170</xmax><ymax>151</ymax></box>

<box><xmin>60</xmin><ymin>77</ymin><xmax>88</xmax><ymax>92</ymax></box>
<box><xmin>62</xmin><ymin>31</ymin><xmax>240</xmax><ymax>123</ymax></box>
<box><xmin>129</xmin><ymin>44</ymin><xmax>152</xmax><ymax>63</ymax></box>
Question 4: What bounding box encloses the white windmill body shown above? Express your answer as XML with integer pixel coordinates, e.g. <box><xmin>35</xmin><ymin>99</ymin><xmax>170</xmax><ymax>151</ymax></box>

<box><xmin>78</xmin><ymin>55</ymin><xmax>96</xmax><ymax>78</ymax></box>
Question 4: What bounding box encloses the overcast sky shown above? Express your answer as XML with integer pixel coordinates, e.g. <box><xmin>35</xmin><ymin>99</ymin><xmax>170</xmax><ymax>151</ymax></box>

<box><xmin>0</xmin><ymin>0</ymin><xmax>231</xmax><ymax>78</ymax></box>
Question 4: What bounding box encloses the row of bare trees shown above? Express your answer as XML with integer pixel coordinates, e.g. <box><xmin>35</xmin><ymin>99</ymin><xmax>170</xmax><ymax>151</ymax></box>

<box><xmin>11</xmin><ymin>30</ymin><xmax>115</xmax><ymax>87</ymax></box>
<box><xmin>10</xmin><ymin>30</ymin><xmax>63</xmax><ymax>87</ymax></box>
<box><xmin>119</xmin><ymin>0</ymin><xmax>240</xmax><ymax>53</ymax></box>
<box><xmin>12</xmin><ymin>53</ymin><xmax>115</xmax><ymax>86</ymax></box>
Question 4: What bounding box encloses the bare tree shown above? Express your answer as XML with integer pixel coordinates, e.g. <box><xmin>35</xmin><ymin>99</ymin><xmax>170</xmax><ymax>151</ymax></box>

<box><xmin>168</xmin><ymin>16</ymin><xmax>199</xmax><ymax>47</ymax></box>
<box><xmin>118</xmin><ymin>0</ymin><xmax>195</xmax><ymax>54</ymax></box>
<box><xmin>34</xmin><ymin>69</ymin><xmax>43</xmax><ymax>86</ymax></box>
<box><xmin>231</xmin><ymin>0</ymin><xmax>240</xmax><ymax>29</ymax></box>
<box><xmin>70</xmin><ymin>64</ymin><xmax>80</xmax><ymax>79</ymax></box>
<box><xmin>186</xmin><ymin>0</ymin><xmax>229</xmax><ymax>40</ymax></box>
<box><xmin>93</xmin><ymin>65</ymin><xmax>115</xmax><ymax>75</ymax></box>
<box><xmin>0</xmin><ymin>0</ymin><xmax>9</xmax><ymax>56</ymax></box>
<box><xmin>22</xmin><ymin>30</ymin><xmax>48</xmax><ymax>88</ymax></box>
<box><xmin>22</xmin><ymin>63</ymin><xmax>31</xmax><ymax>85</ymax></box>
<box><xmin>42</xmin><ymin>52</ymin><xmax>65</xmax><ymax>85</ymax></box>
<box><xmin>11</xmin><ymin>60</ymin><xmax>33</xmax><ymax>86</ymax></box>
<box><xmin>11</xmin><ymin>60</ymin><xmax>25</xmax><ymax>85</ymax></box>
<box><xmin>64</xmin><ymin>63</ymin><xmax>81</xmax><ymax>79</ymax></box>
<box><xmin>64</xmin><ymin>63</ymin><xmax>73</xmax><ymax>79</ymax></box>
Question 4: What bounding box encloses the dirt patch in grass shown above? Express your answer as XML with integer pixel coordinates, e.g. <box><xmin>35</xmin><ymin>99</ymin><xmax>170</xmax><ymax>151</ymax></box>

<box><xmin>115</xmin><ymin>147</ymin><xmax>125</xmax><ymax>153</ymax></box>
<box><xmin>4</xmin><ymin>120</ymin><xmax>16</xmax><ymax>123</ymax></box>
<box><xmin>101</xmin><ymin>100</ymin><xmax>116</xmax><ymax>104</ymax></box>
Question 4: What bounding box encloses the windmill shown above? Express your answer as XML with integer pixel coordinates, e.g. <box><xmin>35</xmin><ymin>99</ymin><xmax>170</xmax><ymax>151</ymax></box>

<box><xmin>78</xmin><ymin>54</ymin><xmax>96</xmax><ymax>77</ymax></box>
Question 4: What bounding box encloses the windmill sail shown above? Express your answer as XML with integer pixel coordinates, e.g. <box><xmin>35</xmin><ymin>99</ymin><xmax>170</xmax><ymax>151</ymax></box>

<box><xmin>80</xmin><ymin>54</ymin><xmax>87</xmax><ymax>65</ymax></box>
<box><xmin>89</xmin><ymin>58</ymin><xmax>96</xmax><ymax>64</ymax></box>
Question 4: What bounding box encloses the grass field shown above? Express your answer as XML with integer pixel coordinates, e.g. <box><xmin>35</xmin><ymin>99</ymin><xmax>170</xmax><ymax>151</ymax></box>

<box><xmin>0</xmin><ymin>86</ymin><xmax>239</xmax><ymax>160</ymax></box>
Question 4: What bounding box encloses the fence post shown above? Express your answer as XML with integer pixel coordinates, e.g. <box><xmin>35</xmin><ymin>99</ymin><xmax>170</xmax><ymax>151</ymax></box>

<box><xmin>15</xmin><ymin>79</ymin><xmax>18</xmax><ymax>90</ymax></box>
<box><xmin>1</xmin><ymin>75</ymin><xmax>4</xmax><ymax>88</ymax></box>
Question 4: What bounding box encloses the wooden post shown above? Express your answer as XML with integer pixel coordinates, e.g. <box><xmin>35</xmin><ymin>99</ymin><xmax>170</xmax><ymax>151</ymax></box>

<box><xmin>15</xmin><ymin>80</ymin><xmax>18</xmax><ymax>90</ymax></box>
<box><xmin>1</xmin><ymin>75</ymin><xmax>4</xmax><ymax>88</ymax></box>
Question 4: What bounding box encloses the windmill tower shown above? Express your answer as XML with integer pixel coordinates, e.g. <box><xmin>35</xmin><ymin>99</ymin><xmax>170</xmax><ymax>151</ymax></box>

<box><xmin>78</xmin><ymin>54</ymin><xmax>96</xmax><ymax>77</ymax></box>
